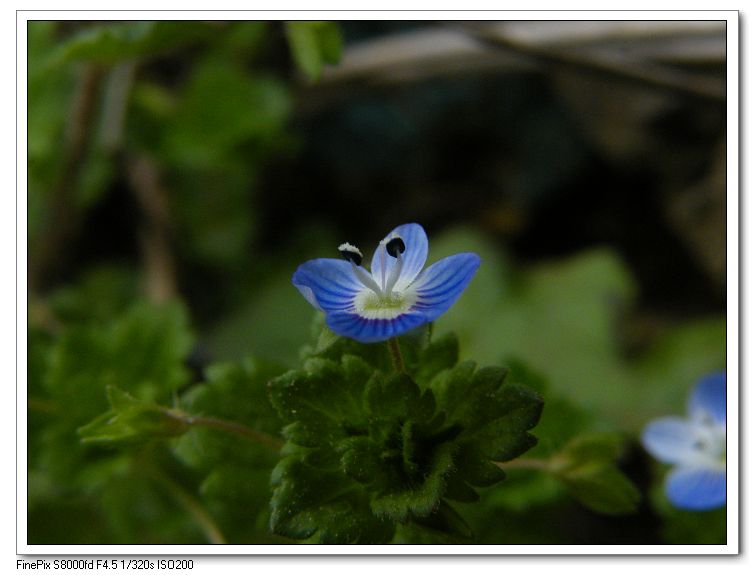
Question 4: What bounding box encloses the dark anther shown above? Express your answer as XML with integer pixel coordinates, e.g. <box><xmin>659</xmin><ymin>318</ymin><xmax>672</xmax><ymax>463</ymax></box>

<box><xmin>386</xmin><ymin>237</ymin><xmax>406</xmax><ymax>258</ymax></box>
<box><xmin>338</xmin><ymin>243</ymin><xmax>363</xmax><ymax>266</ymax></box>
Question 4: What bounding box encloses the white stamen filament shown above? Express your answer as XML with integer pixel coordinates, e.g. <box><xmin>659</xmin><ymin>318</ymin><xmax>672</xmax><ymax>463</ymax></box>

<box><xmin>380</xmin><ymin>243</ymin><xmax>387</xmax><ymax>292</ymax></box>
<box><xmin>350</xmin><ymin>261</ymin><xmax>383</xmax><ymax>296</ymax></box>
<box><xmin>344</xmin><ymin>235</ymin><xmax>409</xmax><ymax>318</ymax></box>
<box><xmin>384</xmin><ymin>250</ymin><xmax>404</xmax><ymax>294</ymax></box>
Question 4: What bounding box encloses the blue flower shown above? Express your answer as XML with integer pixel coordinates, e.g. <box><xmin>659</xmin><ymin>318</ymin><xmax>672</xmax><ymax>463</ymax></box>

<box><xmin>292</xmin><ymin>223</ymin><xmax>480</xmax><ymax>343</ymax></box>
<box><xmin>641</xmin><ymin>372</ymin><xmax>726</xmax><ymax>511</ymax></box>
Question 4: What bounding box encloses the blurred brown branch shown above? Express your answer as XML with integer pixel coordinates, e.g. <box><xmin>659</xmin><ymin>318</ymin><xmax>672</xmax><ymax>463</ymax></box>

<box><xmin>304</xmin><ymin>21</ymin><xmax>725</xmax><ymax>111</ymax></box>
<box><xmin>463</xmin><ymin>21</ymin><xmax>725</xmax><ymax>101</ymax></box>
<box><xmin>30</xmin><ymin>64</ymin><xmax>104</xmax><ymax>293</ymax></box>
<box><xmin>126</xmin><ymin>154</ymin><xmax>179</xmax><ymax>304</ymax></box>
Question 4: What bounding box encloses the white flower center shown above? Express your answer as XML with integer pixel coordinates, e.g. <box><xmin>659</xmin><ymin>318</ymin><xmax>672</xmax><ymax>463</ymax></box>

<box><xmin>341</xmin><ymin>235</ymin><xmax>411</xmax><ymax>304</ymax></box>
<box><xmin>689</xmin><ymin>413</ymin><xmax>726</xmax><ymax>469</ymax></box>
<box><xmin>353</xmin><ymin>287</ymin><xmax>417</xmax><ymax>320</ymax></box>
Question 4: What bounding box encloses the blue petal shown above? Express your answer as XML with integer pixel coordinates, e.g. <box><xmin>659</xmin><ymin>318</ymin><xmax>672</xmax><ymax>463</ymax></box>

<box><xmin>326</xmin><ymin>311</ymin><xmax>428</xmax><ymax>343</ymax></box>
<box><xmin>292</xmin><ymin>258</ymin><xmax>362</xmax><ymax>312</ymax></box>
<box><xmin>371</xmin><ymin>223</ymin><xmax>428</xmax><ymax>291</ymax></box>
<box><xmin>409</xmin><ymin>253</ymin><xmax>480</xmax><ymax>322</ymax></box>
<box><xmin>689</xmin><ymin>372</ymin><xmax>726</xmax><ymax>425</ymax></box>
<box><xmin>666</xmin><ymin>466</ymin><xmax>726</xmax><ymax>511</ymax></box>
<box><xmin>641</xmin><ymin>417</ymin><xmax>699</xmax><ymax>465</ymax></box>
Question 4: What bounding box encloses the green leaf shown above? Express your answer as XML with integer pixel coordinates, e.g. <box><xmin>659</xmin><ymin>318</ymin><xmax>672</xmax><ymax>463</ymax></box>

<box><xmin>370</xmin><ymin>442</ymin><xmax>457</xmax><ymax>522</ymax></box>
<box><xmin>172</xmin><ymin>357</ymin><xmax>287</xmax><ymax>543</ymax></box>
<box><xmin>268</xmin><ymin>356</ymin><xmax>370</xmax><ymax>447</ymax></box>
<box><xmin>48</xmin><ymin>265</ymin><xmax>138</xmax><ymax>324</ymax></box>
<box><xmin>550</xmin><ymin>433</ymin><xmax>641</xmax><ymax>515</ymax></box>
<box><xmin>181</xmin><ymin>358</ymin><xmax>284</xmax><ymax>440</ymax></box>
<box><xmin>284</xmin><ymin>22</ymin><xmax>343</xmax><ymax>81</ymax></box>
<box><xmin>269</xmin><ymin>326</ymin><xmax>543</xmax><ymax>542</ymax></box>
<box><xmin>78</xmin><ymin>386</ymin><xmax>188</xmax><ymax>444</ymax></box>
<box><xmin>407</xmin><ymin>500</ymin><xmax>474</xmax><ymax>542</ymax></box>
<box><xmin>55</xmin><ymin>21</ymin><xmax>216</xmax><ymax>64</ymax></box>
<box><xmin>364</xmin><ymin>372</ymin><xmax>433</xmax><ymax>422</ymax></box>
<box><xmin>505</xmin><ymin>358</ymin><xmax>589</xmax><ymax>456</ymax></box>
<box><xmin>270</xmin><ymin>448</ymin><xmax>394</xmax><ymax>543</ymax></box>
<box><xmin>414</xmin><ymin>332</ymin><xmax>459</xmax><ymax>386</ymax></box>
<box><xmin>27</xmin><ymin>22</ymin><xmax>75</xmax><ymax>247</ymax></box>
<box><xmin>33</xmin><ymin>301</ymin><xmax>193</xmax><ymax>486</ymax></box>
<box><xmin>165</xmin><ymin>59</ymin><xmax>291</xmax><ymax>168</ymax></box>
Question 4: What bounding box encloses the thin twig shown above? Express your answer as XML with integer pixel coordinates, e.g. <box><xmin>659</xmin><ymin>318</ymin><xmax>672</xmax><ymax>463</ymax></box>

<box><xmin>30</xmin><ymin>64</ymin><xmax>104</xmax><ymax>292</ymax></box>
<box><xmin>170</xmin><ymin>411</ymin><xmax>284</xmax><ymax>452</ymax></box>
<box><xmin>126</xmin><ymin>155</ymin><xmax>179</xmax><ymax>303</ymax></box>
<box><xmin>462</xmin><ymin>23</ymin><xmax>724</xmax><ymax>101</ymax></box>
<box><xmin>494</xmin><ymin>458</ymin><xmax>552</xmax><ymax>472</ymax></box>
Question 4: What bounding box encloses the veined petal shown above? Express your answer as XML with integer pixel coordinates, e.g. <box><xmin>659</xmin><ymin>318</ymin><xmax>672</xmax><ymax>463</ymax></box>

<box><xmin>689</xmin><ymin>372</ymin><xmax>726</xmax><ymax>425</ymax></box>
<box><xmin>665</xmin><ymin>466</ymin><xmax>726</xmax><ymax>510</ymax></box>
<box><xmin>371</xmin><ymin>223</ymin><xmax>428</xmax><ymax>291</ymax></box>
<box><xmin>326</xmin><ymin>310</ymin><xmax>428</xmax><ymax>343</ymax></box>
<box><xmin>292</xmin><ymin>258</ymin><xmax>361</xmax><ymax>312</ymax></box>
<box><xmin>642</xmin><ymin>417</ymin><xmax>701</xmax><ymax>465</ymax></box>
<box><xmin>409</xmin><ymin>252</ymin><xmax>480</xmax><ymax>322</ymax></box>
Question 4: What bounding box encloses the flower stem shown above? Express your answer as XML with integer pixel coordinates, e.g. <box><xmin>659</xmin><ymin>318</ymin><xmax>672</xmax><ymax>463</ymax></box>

<box><xmin>167</xmin><ymin>411</ymin><xmax>284</xmax><ymax>451</ymax></box>
<box><xmin>387</xmin><ymin>337</ymin><xmax>406</xmax><ymax>373</ymax></box>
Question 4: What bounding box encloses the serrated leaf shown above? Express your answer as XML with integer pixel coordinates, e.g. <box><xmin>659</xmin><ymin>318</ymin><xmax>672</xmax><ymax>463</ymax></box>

<box><xmin>78</xmin><ymin>386</ymin><xmax>188</xmax><ymax>444</ymax></box>
<box><xmin>364</xmin><ymin>372</ymin><xmax>423</xmax><ymax>420</ymax></box>
<box><xmin>370</xmin><ymin>442</ymin><xmax>457</xmax><ymax>522</ymax></box>
<box><xmin>171</xmin><ymin>357</ymin><xmax>286</xmax><ymax>543</ymax></box>
<box><xmin>35</xmin><ymin>302</ymin><xmax>193</xmax><ymax>484</ymax></box>
<box><xmin>270</xmin><ymin>324</ymin><xmax>543</xmax><ymax>542</ymax></box>
<box><xmin>270</xmin><ymin>450</ymin><xmax>394</xmax><ymax>543</ymax></box>
<box><xmin>409</xmin><ymin>500</ymin><xmax>473</xmax><ymax>541</ymax></box>
<box><xmin>414</xmin><ymin>332</ymin><xmax>459</xmax><ymax>386</ymax></box>
<box><xmin>339</xmin><ymin>436</ymin><xmax>383</xmax><ymax>484</ymax></box>
<box><xmin>182</xmin><ymin>358</ymin><xmax>284</xmax><ymax>438</ymax></box>
<box><xmin>505</xmin><ymin>357</ymin><xmax>590</xmax><ymax>456</ymax></box>
<box><xmin>461</xmin><ymin>382</ymin><xmax>543</xmax><ymax>459</ymax></box>
<box><xmin>268</xmin><ymin>357</ymin><xmax>370</xmax><ymax>447</ymax></box>
<box><xmin>427</xmin><ymin>360</ymin><xmax>477</xmax><ymax>418</ymax></box>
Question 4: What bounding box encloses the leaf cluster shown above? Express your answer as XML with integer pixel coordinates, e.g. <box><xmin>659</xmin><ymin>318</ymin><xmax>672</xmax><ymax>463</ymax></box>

<box><xmin>268</xmin><ymin>329</ymin><xmax>544</xmax><ymax>543</ymax></box>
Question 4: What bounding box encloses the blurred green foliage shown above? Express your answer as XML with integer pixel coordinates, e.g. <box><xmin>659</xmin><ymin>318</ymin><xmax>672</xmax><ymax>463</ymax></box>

<box><xmin>27</xmin><ymin>20</ymin><xmax>726</xmax><ymax>546</ymax></box>
<box><xmin>284</xmin><ymin>22</ymin><xmax>343</xmax><ymax>81</ymax></box>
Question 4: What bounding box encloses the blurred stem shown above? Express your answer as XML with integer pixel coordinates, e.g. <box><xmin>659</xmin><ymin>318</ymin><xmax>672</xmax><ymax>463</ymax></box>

<box><xmin>30</xmin><ymin>64</ymin><xmax>104</xmax><ymax>292</ymax></box>
<box><xmin>28</xmin><ymin>297</ymin><xmax>62</xmax><ymax>333</ymax></box>
<box><xmin>169</xmin><ymin>411</ymin><xmax>284</xmax><ymax>451</ymax></box>
<box><xmin>144</xmin><ymin>465</ymin><xmax>226</xmax><ymax>544</ymax></box>
<box><xmin>126</xmin><ymin>155</ymin><xmax>179</xmax><ymax>303</ymax></box>
<box><xmin>494</xmin><ymin>458</ymin><xmax>552</xmax><ymax>472</ymax></box>
<box><xmin>27</xmin><ymin>397</ymin><xmax>62</xmax><ymax>414</ymax></box>
<box><xmin>99</xmin><ymin>61</ymin><xmax>136</xmax><ymax>153</ymax></box>
<box><xmin>387</xmin><ymin>337</ymin><xmax>406</xmax><ymax>373</ymax></box>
